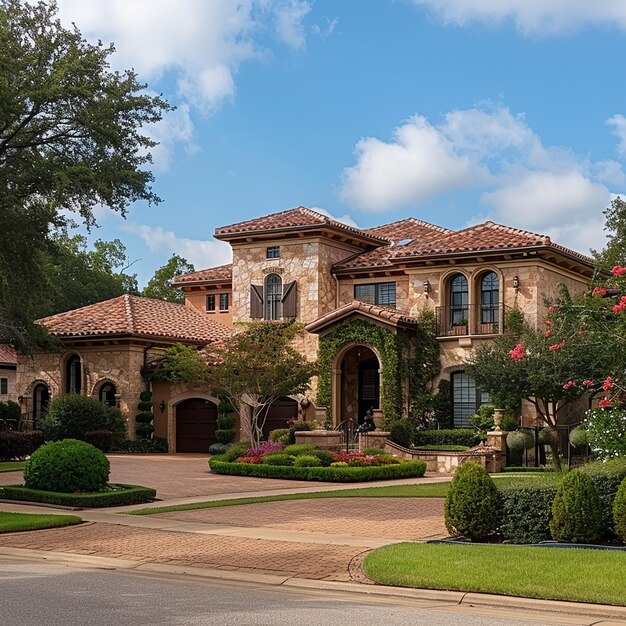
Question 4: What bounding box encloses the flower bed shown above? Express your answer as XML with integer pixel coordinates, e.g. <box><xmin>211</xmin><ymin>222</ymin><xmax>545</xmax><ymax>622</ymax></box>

<box><xmin>0</xmin><ymin>483</ymin><xmax>157</xmax><ymax>508</ymax></box>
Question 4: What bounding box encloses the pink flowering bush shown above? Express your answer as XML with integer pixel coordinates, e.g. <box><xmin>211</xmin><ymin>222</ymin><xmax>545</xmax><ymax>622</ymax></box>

<box><xmin>246</xmin><ymin>441</ymin><xmax>284</xmax><ymax>457</ymax></box>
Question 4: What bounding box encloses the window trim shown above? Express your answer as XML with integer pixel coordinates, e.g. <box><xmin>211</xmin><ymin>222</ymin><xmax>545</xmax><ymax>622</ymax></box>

<box><xmin>219</xmin><ymin>292</ymin><xmax>229</xmax><ymax>311</ymax></box>
<box><xmin>354</xmin><ymin>282</ymin><xmax>396</xmax><ymax>307</ymax></box>
<box><xmin>480</xmin><ymin>271</ymin><xmax>499</xmax><ymax>324</ymax></box>
<box><xmin>206</xmin><ymin>294</ymin><xmax>216</xmax><ymax>312</ymax></box>
<box><xmin>264</xmin><ymin>273</ymin><xmax>283</xmax><ymax>320</ymax></box>
<box><xmin>0</xmin><ymin>377</ymin><xmax>7</xmax><ymax>395</ymax></box>
<box><xmin>65</xmin><ymin>354</ymin><xmax>82</xmax><ymax>395</ymax></box>
<box><xmin>451</xmin><ymin>371</ymin><xmax>491</xmax><ymax>428</ymax></box>
<box><xmin>266</xmin><ymin>246</ymin><xmax>280</xmax><ymax>260</ymax></box>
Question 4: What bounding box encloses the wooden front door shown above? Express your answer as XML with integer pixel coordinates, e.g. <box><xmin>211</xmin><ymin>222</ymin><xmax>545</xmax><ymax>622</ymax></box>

<box><xmin>176</xmin><ymin>398</ymin><xmax>218</xmax><ymax>453</ymax></box>
<box><xmin>358</xmin><ymin>358</ymin><xmax>380</xmax><ymax>424</ymax></box>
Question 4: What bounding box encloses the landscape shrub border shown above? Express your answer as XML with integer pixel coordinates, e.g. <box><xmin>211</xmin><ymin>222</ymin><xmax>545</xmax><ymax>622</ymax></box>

<box><xmin>0</xmin><ymin>483</ymin><xmax>156</xmax><ymax>508</ymax></box>
<box><xmin>413</xmin><ymin>429</ymin><xmax>480</xmax><ymax>447</ymax></box>
<box><xmin>209</xmin><ymin>458</ymin><xmax>426</xmax><ymax>482</ymax></box>
<box><xmin>0</xmin><ymin>430</ymin><xmax>44</xmax><ymax>461</ymax></box>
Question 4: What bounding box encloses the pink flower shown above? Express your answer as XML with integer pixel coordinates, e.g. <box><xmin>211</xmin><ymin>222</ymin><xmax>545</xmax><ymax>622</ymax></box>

<box><xmin>548</xmin><ymin>306</ymin><xmax>556</xmax><ymax>314</ymax></box>
<box><xmin>592</xmin><ymin>287</ymin><xmax>607</xmax><ymax>297</ymax></box>
<box><xmin>611</xmin><ymin>265</ymin><xmax>626</xmax><ymax>276</ymax></box>
<box><xmin>563</xmin><ymin>380</ymin><xmax>576</xmax><ymax>391</ymax></box>
<box><xmin>582</xmin><ymin>380</ymin><xmax>594</xmax><ymax>387</ymax></box>
<box><xmin>545</xmin><ymin>330</ymin><xmax>552</xmax><ymax>338</ymax></box>
<box><xmin>603</xmin><ymin>376</ymin><xmax>614</xmax><ymax>391</ymax></box>
<box><xmin>544</xmin><ymin>320</ymin><xmax>552</xmax><ymax>326</ymax></box>
<box><xmin>598</xmin><ymin>398</ymin><xmax>612</xmax><ymax>408</ymax></box>
<box><xmin>612</xmin><ymin>296</ymin><xmax>626</xmax><ymax>313</ymax></box>
<box><xmin>549</xmin><ymin>340</ymin><xmax>565</xmax><ymax>351</ymax></box>
<box><xmin>508</xmin><ymin>344</ymin><xmax>527</xmax><ymax>361</ymax></box>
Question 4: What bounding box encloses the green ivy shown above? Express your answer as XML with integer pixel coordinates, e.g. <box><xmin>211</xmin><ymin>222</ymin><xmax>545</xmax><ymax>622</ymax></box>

<box><xmin>316</xmin><ymin>313</ymin><xmax>440</xmax><ymax>426</ymax></box>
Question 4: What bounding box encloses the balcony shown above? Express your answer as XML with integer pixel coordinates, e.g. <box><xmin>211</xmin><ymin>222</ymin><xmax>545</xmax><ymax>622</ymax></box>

<box><xmin>435</xmin><ymin>304</ymin><xmax>508</xmax><ymax>338</ymax></box>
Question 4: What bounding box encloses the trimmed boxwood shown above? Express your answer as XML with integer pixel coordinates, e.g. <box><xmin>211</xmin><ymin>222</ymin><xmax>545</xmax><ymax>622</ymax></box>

<box><xmin>283</xmin><ymin>444</ymin><xmax>316</xmax><ymax>456</ymax></box>
<box><xmin>614</xmin><ymin>477</ymin><xmax>626</xmax><ymax>542</ymax></box>
<box><xmin>137</xmin><ymin>400</ymin><xmax>153</xmax><ymax>412</ymax></box>
<box><xmin>215</xmin><ymin>429</ymin><xmax>236</xmax><ymax>444</ymax></box>
<box><xmin>135</xmin><ymin>411</ymin><xmax>154</xmax><ymax>424</ymax></box>
<box><xmin>413</xmin><ymin>445</ymin><xmax>469</xmax><ymax>451</ymax></box>
<box><xmin>293</xmin><ymin>455</ymin><xmax>322</xmax><ymax>467</ymax></box>
<box><xmin>24</xmin><ymin>439</ymin><xmax>110</xmax><ymax>493</ymax></box>
<box><xmin>0</xmin><ymin>483</ymin><xmax>156</xmax><ymax>508</ymax></box>
<box><xmin>0</xmin><ymin>430</ymin><xmax>44</xmax><ymax>461</ymax></box>
<box><xmin>263</xmin><ymin>453</ymin><xmax>294</xmax><ymax>466</ymax></box>
<box><xmin>209</xmin><ymin>458</ymin><xmax>427</xmax><ymax>482</ymax></box>
<box><xmin>83</xmin><ymin>430</ymin><xmax>113</xmax><ymax>452</ymax></box>
<box><xmin>114</xmin><ymin>437</ymin><xmax>168</xmax><ymax>453</ymax></box>
<box><xmin>581</xmin><ymin>458</ymin><xmax>626</xmax><ymax>536</ymax></box>
<box><xmin>414</xmin><ymin>429</ymin><xmax>480</xmax><ymax>448</ymax></box>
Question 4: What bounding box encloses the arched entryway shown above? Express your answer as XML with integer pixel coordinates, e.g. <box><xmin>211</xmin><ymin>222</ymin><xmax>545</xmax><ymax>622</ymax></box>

<box><xmin>262</xmin><ymin>396</ymin><xmax>299</xmax><ymax>439</ymax></box>
<box><xmin>175</xmin><ymin>398</ymin><xmax>218</xmax><ymax>453</ymax></box>
<box><xmin>339</xmin><ymin>345</ymin><xmax>380</xmax><ymax>425</ymax></box>
<box><xmin>32</xmin><ymin>383</ymin><xmax>50</xmax><ymax>426</ymax></box>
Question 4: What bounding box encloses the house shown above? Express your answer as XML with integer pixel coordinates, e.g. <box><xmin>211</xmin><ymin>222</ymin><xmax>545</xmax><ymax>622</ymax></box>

<box><xmin>15</xmin><ymin>206</ymin><xmax>595</xmax><ymax>452</ymax></box>
<box><xmin>0</xmin><ymin>344</ymin><xmax>17</xmax><ymax>404</ymax></box>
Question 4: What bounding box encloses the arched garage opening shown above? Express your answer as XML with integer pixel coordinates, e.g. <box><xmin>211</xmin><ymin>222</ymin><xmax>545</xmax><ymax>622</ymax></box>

<box><xmin>175</xmin><ymin>398</ymin><xmax>218</xmax><ymax>453</ymax></box>
<box><xmin>262</xmin><ymin>396</ymin><xmax>299</xmax><ymax>439</ymax></box>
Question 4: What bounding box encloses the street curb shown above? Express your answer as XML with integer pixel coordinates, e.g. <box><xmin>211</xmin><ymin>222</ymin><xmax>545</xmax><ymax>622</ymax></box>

<box><xmin>1</xmin><ymin>546</ymin><xmax>625</xmax><ymax>620</ymax></box>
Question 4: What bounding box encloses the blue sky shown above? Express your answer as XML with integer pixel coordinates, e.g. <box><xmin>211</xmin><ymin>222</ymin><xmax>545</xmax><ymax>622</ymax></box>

<box><xmin>55</xmin><ymin>1</ymin><xmax>626</xmax><ymax>285</ymax></box>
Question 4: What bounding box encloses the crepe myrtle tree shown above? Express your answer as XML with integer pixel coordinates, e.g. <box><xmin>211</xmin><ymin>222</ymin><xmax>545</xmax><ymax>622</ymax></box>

<box><xmin>467</xmin><ymin>283</ymin><xmax>626</xmax><ymax>470</ymax></box>
<box><xmin>210</xmin><ymin>321</ymin><xmax>317</xmax><ymax>448</ymax></box>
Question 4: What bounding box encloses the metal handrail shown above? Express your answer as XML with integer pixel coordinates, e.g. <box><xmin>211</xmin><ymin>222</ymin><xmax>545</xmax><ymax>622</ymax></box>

<box><xmin>335</xmin><ymin>418</ymin><xmax>359</xmax><ymax>453</ymax></box>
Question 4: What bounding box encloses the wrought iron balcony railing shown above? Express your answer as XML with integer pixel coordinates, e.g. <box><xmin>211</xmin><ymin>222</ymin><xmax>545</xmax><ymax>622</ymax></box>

<box><xmin>435</xmin><ymin>304</ymin><xmax>508</xmax><ymax>338</ymax></box>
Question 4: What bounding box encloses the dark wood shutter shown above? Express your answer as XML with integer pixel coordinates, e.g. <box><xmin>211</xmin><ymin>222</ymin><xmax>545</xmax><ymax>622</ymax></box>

<box><xmin>282</xmin><ymin>281</ymin><xmax>297</xmax><ymax>318</ymax></box>
<box><xmin>250</xmin><ymin>284</ymin><xmax>264</xmax><ymax>318</ymax></box>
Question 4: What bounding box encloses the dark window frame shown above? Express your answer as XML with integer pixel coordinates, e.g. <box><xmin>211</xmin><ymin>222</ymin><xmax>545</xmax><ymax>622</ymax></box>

<box><xmin>354</xmin><ymin>282</ymin><xmax>396</xmax><ymax>307</ymax></box>
<box><xmin>265</xmin><ymin>273</ymin><xmax>283</xmax><ymax>320</ymax></box>
<box><xmin>0</xmin><ymin>377</ymin><xmax>7</xmax><ymax>395</ymax></box>
<box><xmin>65</xmin><ymin>355</ymin><xmax>82</xmax><ymax>395</ymax></box>
<box><xmin>266</xmin><ymin>246</ymin><xmax>280</xmax><ymax>260</ymax></box>
<box><xmin>451</xmin><ymin>371</ymin><xmax>491</xmax><ymax>428</ymax></box>
<box><xmin>206</xmin><ymin>294</ymin><xmax>216</xmax><ymax>312</ymax></box>
<box><xmin>480</xmin><ymin>272</ymin><xmax>499</xmax><ymax>324</ymax></box>
<box><xmin>219</xmin><ymin>293</ymin><xmax>229</xmax><ymax>311</ymax></box>
<box><xmin>450</xmin><ymin>274</ymin><xmax>469</xmax><ymax>325</ymax></box>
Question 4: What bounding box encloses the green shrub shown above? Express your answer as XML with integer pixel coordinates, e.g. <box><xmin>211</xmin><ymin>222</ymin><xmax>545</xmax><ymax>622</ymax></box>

<box><xmin>569</xmin><ymin>426</ymin><xmax>588</xmax><ymax>448</ymax></box>
<box><xmin>310</xmin><ymin>449</ymin><xmax>335</xmax><ymax>466</ymax></box>
<box><xmin>215</xmin><ymin>429</ymin><xmax>236</xmax><ymax>444</ymax></box>
<box><xmin>363</xmin><ymin>447</ymin><xmax>386</xmax><ymax>455</ymax></box>
<box><xmin>584</xmin><ymin>407</ymin><xmax>626</xmax><ymax>460</ymax></box>
<box><xmin>269</xmin><ymin>428</ymin><xmax>291</xmax><ymax>444</ymax></box>
<box><xmin>500</xmin><ymin>413</ymin><xmax>519</xmax><ymax>432</ymax></box>
<box><xmin>444</xmin><ymin>461</ymin><xmax>502</xmax><ymax>541</ymax></box>
<box><xmin>0</xmin><ymin>430</ymin><xmax>44</xmax><ymax>461</ymax></box>
<box><xmin>134</xmin><ymin>411</ymin><xmax>154</xmax><ymax>424</ymax></box>
<box><xmin>550</xmin><ymin>469</ymin><xmax>602</xmax><ymax>543</ymax></box>
<box><xmin>83</xmin><ymin>430</ymin><xmax>113</xmax><ymax>452</ymax></box>
<box><xmin>470</xmin><ymin>405</ymin><xmax>494</xmax><ymax>434</ymax></box>
<box><xmin>217</xmin><ymin>414</ymin><xmax>235</xmax><ymax>430</ymax></box>
<box><xmin>330</xmin><ymin>461</ymin><xmax>348</xmax><ymax>467</ymax></box>
<box><xmin>43</xmin><ymin>395</ymin><xmax>127</xmax><ymax>443</ymax></box>
<box><xmin>223</xmin><ymin>441</ymin><xmax>251</xmax><ymax>462</ymax></box>
<box><xmin>208</xmin><ymin>443</ymin><xmax>228</xmax><ymax>455</ymax></box>
<box><xmin>135</xmin><ymin>423</ymin><xmax>154</xmax><ymax>438</ymax></box>
<box><xmin>413</xmin><ymin>444</ymin><xmax>469</xmax><ymax>451</ymax></box>
<box><xmin>24</xmin><ymin>439</ymin><xmax>110</xmax><ymax>493</ymax></box>
<box><xmin>614</xmin><ymin>477</ymin><xmax>626</xmax><ymax>543</ymax></box>
<box><xmin>288</xmin><ymin>421</ymin><xmax>313</xmax><ymax>444</ymax></box>
<box><xmin>283</xmin><ymin>444</ymin><xmax>316</xmax><ymax>456</ymax></box>
<box><xmin>581</xmin><ymin>458</ymin><xmax>626</xmax><ymax>536</ymax></box>
<box><xmin>389</xmin><ymin>419</ymin><xmax>413</xmax><ymax>447</ymax></box>
<box><xmin>538</xmin><ymin>427</ymin><xmax>558</xmax><ymax>447</ymax></box>
<box><xmin>137</xmin><ymin>400</ymin><xmax>153</xmax><ymax>412</ymax></box>
<box><xmin>294</xmin><ymin>455</ymin><xmax>322</xmax><ymax>467</ymax></box>
<box><xmin>0</xmin><ymin>400</ymin><xmax>21</xmax><ymax>424</ymax></box>
<box><xmin>209</xmin><ymin>458</ymin><xmax>427</xmax><ymax>482</ymax></box>
<box><xmin>506</xmin><ymin>429</ymin><xmax>534</xmax><ymax>451</ymax></box>
<box><xmin>139</xmin><ymin>390</ymin><xmax>152</xmax><ymax>403</ymax></box>
<box><xmin>114</xmin><ymin>438</ymin><xmax>168</xmax><ymax>453</ymax></box>
<box><xmin>262</xmin><ymin>453</ymin><xmax>294</xmax><ymax>466</ymax></box>
<box><xmin>414</xmin><ymin>429</ymin><xmax>480</xmax><ymax>448</ymax></box>
<box><xmin>0</xmin><ymin>483</ymin><xmax>156</xmax><ymax>507</ymax></box>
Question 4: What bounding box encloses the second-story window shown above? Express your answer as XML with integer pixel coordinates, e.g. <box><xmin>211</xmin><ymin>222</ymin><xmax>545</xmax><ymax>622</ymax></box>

<box><xmin>65</xmin><ymin>354</ymin><xmax>81</xmax><ymax>394</ymax></box>
<box><xmin>265</xmin><ymin>273</ymin><xmax>282</xmax><ymax>320</ymax></box>
<box><xmin>354</xmin><ymin>282</ymin><xmax>396</xmax><ymax>307</ymax></box>
<box><xmin>450</xmin><ymin>274</ymin><xmax>468</xmax><ymax>325</ymax></box>
<box><xmin>206</xmin><ymin>295</ymin><xmax>215</xmax><ymax>311</ymax></box>
<box><xmin>266</xmin><ymin>246</ymin><xmax>280</xmax><ymax>259</ymax></box>
<box><xmin>220</xmin><ymin>293</ymin><xmax>229</xmax><ymax>311</ymax></box>
<box><xmin>480</xmin><ymin>272</ymin><xmax>499</xmax><ymax>324</ymax></box>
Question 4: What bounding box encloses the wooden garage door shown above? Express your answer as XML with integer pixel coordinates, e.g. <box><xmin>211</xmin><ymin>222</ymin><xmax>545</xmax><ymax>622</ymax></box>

<box><xmin>176</xmin><ymin>398</ymin><xmax>218</xmax><ymax>453</ymax></box>
<box><xmin>262</xmin><ymin>397</ymin><xmax>299</xmax><ymax>439</ymax></box>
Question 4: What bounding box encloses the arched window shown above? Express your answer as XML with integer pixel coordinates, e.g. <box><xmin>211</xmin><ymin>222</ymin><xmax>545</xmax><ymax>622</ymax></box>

<box><xmin>265</xmin><ymin>273</ymin><xmax>282</xmax><ymax>320</ymax></box>
<box><xmin>32</xmin><ymin>383</ymin><xmax>50</xmax><ymax>425</ymax></box>
<box><xmin>480</xmin><ymin>272</ymin><xmax>499</xmax><ymax>324</ymax></box>
<box><xmin>99</xmin><ymin>382</ymin><xmax>117</xmax><ymax>407</ymax></box>
<box><xmin>65</xmin><ymin>355</ymin><xmax>81</xmax><ymax>394</ymax></box>
<box><xmin>450</xmin><ymin>274</ymin><xmax>468</xmax><ymax>325</ymax></box>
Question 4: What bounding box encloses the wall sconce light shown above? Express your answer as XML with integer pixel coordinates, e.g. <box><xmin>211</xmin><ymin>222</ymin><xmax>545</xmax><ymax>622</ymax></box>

<box><xmin>423</xmin><ymin>280</ymin><xmax>431</xmax><ymax>296</ymax></box>
<box><xmin>512</xmin><ymin>276</ymin><xmax>520</xmax><ymax>293</ymax></box>
<box><xmin>159</xmin><ymin>400</ymin><xmax>166</xmax><ymax>412</ymax></box>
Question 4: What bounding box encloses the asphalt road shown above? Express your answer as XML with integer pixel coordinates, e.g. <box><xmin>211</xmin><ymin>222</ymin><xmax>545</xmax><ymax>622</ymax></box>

<box><xmin>0</xmin><ymin>559</ymin><xmax>599</xmax><ymax>626</ymax></box>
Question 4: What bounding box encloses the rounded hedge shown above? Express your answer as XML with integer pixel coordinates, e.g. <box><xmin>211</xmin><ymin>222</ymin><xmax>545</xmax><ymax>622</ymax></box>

<box><xmin>444</xmin><ymin>461</ymin><xmax>502</xmax><ymax>541</ymax></box>
<box><xmin>283</xmin><ymin>443</ymin><xmax>316</xmax><ymax>456</ymax></box>
<box><xmin>135</xmin><ymin>411</ymin><xmax>154</xmax><ymax>424</ymax></box>
<box><xmin>263</xmin><ymin>453</ymin><xmax>294</xmax><ymax>466</ymax></box>
<box><xmin>139</xmin><ymin>390</ymin><xmax>152</xmax><ymax>402</ymax></box>
<box><xmin>550</xmin><ymin>469</ymin><xmax>602</xmax><ymax>543</ymax></box>
<box><xmin>293</xmin><ymin>455</ymin><xmax>322</xmax><ymax>467</ymax></box>
<box><xmin>215</xmin><ymin>429</ymin><xmax>236</xmax><ymax>444</ymax></box>
<box><xmin>569</xmin><ymin>427</ymin><xmax>588</xmax><ymax>449</ymax></box>
<box><xmin>507</xmin><ymin>429</ymin><xmax>534</xmax><ymax>451</ymax></box>
<box><xmin>24</xmin><ymin>439</ymin><xmax>110</xmax><ymax>493</ymax></box>
<box><xmin>208</xmin><ymin>442</ymin><xmax>228</xmax><ymax>455</ymax></box>
<box><xmin>538</xmin><ymin>427</ymin><xmax>558</xmax><ymax>446</ymax></box>
<box><xmin>137</xmin><ymin>400</ymin><xmax>153</xmax><ymax>412</ymax></box>
<box><xmin>217</xmin><ymin>415</ymin><xmax>235</xmax><ymax>430</ymax></box>
<box><xmin>613</xmin><ymin>477</ymin><xmax>626</xmax><ymax>543</ymax></box>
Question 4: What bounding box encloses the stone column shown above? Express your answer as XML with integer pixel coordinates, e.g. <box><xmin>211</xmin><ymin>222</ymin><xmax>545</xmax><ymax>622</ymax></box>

<box><xmin>487</xmin><ymin>430</ymin><xmax>508</xmax><ymax>470</ymax></box>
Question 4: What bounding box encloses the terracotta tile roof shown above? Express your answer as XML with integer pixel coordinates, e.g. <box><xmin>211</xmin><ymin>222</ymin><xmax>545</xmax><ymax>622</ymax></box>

<box><xmin>214</xmin><ymin>206</ymin><xmax>387</xmax><ymax>244</ymax></box>
<box><xmin>38</xmin><ymin>295</ymin><xmax>233</xmax><ymax>344</ymax></box>
<box><xmin>390</xmin><ymin>221</ymin><xmax>594</xmax><ymax>263</ymax></box>
<box><xmin>172</xmin><ymin>264</ymin><xmax>233</xmax><ymax>285</ymax></box>
<box><xmin>334</xmin><ymin>218</ymin><xmax>453</xmax><ymax>271</ymax></box>
<box><xmin>0</xmin><ymin>344</ymin><xmax>16</xmax><ymax>366</ymax></box>
<box><xmin>306</xmin><ymin>300</ymin><xmax>418</xmax><ymax>334</ymax></box>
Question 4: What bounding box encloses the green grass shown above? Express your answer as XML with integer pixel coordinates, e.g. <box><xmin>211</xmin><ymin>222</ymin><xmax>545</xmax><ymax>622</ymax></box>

<box><xmin>363</xmin><ymin>543</ymin><xmax>626</xmax><ymax>606</ymax></box>
<box><xmin>0</xmin><ymin>461</ymin><xmax>26</xmax><ymax>473</ymax></box>
<box><xmin>127</xmin><ymin>482</ymin><xmax>452</xmax><ymax>515</ymax></box>
<box><xmin>0</xmin><ymin>511</ymin><xmax>82</xmax><ymax>533</ymax></box>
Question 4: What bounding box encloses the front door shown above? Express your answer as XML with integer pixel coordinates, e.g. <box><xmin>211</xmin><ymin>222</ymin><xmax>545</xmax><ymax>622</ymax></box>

<box><xmin>176</xmin><ymin>398</ymin><xmax>218</xmax><ymax>453</ymax></box>
<box><xmin>358</xmin><ymin>358</ymin><xmax>380</xmax><ymax>424</ymax></box>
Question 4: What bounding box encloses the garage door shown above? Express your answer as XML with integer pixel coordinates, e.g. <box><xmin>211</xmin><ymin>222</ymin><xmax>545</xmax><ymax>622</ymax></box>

<box><xmin>176</xmin><ymin>398</ymin><xmax>218</xmax><ymax>453</ymax></box>
<box><xmin>262</xmin><ymin>397</ymin><xmax>299</xmax><ymax>439</ymax></box>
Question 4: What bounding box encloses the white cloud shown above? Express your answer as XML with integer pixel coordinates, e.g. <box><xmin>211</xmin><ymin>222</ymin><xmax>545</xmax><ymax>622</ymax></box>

<box><xmin>309</xmin><ymin>206</ymin><xmax>359</xmax><ymax>228</ymax></box>
<box><xmin>312</xmin><ymin>16</ymin><xmax>339</xmax><ymax>38</ymax></box>
<box><xmin>412</xmin><ymin>1</ymin><xmax>626</xmax><ymax>35</ymax></box>
<box><xmin>56</xmin><ymin>0</ymin><xmax>311</xmax><ymax>113</ymax></box>
<box><xmin>122</xmin><ymin>223</ymin><xmax>232</xmax><ymax>270</ymax></box>
<box><xmin>607</xmin><ymin>114</ymin><xmax>626</xmax><ymax>156</ymax></box>
<box><xmin>145</xmin><ymin>104</ymin><xmax>198</xmax><ymax>172</ymax></box>
<box><xmin>340</xmin><ymin>115</ymin><xmax>486</xmax><ymax>210</ymax></box>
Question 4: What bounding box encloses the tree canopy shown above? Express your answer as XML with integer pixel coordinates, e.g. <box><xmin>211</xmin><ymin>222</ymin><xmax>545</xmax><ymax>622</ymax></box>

<box><xmin>142</xmin><ymin>255</ymin><xmax>194</xmax><ymax>303</ymax></box>
<box><xmin>0</xmin><ymin>0</ymin><xmax>170</xmax><ymax>348</ymax></box>
<box><xmin>592</xmin><ymin>196</ymin><xmax>626</xmax><ymax>270</ymax></box>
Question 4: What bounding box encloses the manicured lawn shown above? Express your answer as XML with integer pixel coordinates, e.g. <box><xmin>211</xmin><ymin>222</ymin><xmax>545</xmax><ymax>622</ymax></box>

<box><xmin>128</xmin><ymin>482</ymin><xmax>451</xmax><ymax>515</ymax></box>
<box><xmin>363</xmin><ymin>543</ymin><xmax>626</xmax><ymax>606</ymax></box>
<box><xmin>0</xmin><ymin>461</ymin><xmax>26</xmax><ymax>473</ymax></box>
<box><xmin>0</xmin><ymin>511</ymin><xmax>82</xmax><ymax>533</ymax></box>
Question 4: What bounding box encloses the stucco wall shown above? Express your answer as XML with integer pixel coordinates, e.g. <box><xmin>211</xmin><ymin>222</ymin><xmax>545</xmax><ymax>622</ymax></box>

<box><xmin>0</xmin><ymin>366</ymin><xmax>17</xmax><ymax>403</ymax></box>
<box><xmin>184</xmin><ymin>287</ymin><xmax>233</xmax><ymax>327</ymax></box>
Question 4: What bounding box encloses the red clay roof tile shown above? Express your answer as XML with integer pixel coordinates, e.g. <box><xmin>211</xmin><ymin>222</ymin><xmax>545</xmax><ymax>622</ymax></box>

<box><xmin>0</xmin><ymin>344</ymin><xmax>16</xmax><ymax>366</ymax></box>
<box><xmin>173</xmin><ymin>264</ymin><xmax>233</xmax><ymax>285</ymax></box>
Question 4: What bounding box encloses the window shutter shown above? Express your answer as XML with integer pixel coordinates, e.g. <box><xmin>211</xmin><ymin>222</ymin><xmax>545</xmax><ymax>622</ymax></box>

<box><xmin>250</xmin><ymin>284</ymin><xmax>264</xmax><ymax>318</ymax></box>
<box><xmin>281</xmin><ymin>281</ymin><xmax>297</xmax><ymax>318</ymax></box>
